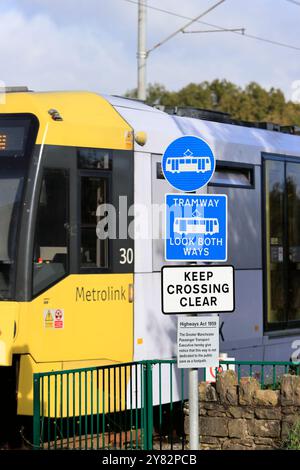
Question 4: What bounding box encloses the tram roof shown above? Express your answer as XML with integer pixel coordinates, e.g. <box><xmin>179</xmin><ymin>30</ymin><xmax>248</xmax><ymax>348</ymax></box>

<box><xmin>0</xmin><ymin>90</ymin><xmax>133</xmax><ymax>150</ymax></box>
<box><xmin>1</xmin><ymin>89</ymin><xmax>300</xmax><ymax>161</ymax></box>
<box><xmin>105</xmin><ymin>94</ymin><xmax>300</xmax><ymax>164</ymax></box>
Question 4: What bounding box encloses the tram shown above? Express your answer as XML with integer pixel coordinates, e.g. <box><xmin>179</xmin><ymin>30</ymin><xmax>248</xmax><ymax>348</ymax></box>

<box><xmin>0</xmin><ymin>88</ymin><xmax>300</xmax><ymax>427</ymax></box>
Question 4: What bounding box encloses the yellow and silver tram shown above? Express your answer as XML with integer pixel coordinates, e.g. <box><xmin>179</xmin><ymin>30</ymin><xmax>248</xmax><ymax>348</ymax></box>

<box><xmin>1</xmin><ymin>88</ymin><xmax>300</xmax><ymax>425</ymax></box>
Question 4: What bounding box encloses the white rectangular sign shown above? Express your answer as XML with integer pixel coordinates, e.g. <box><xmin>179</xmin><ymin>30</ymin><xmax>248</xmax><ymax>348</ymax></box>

<box><xmin>161</xmin><ymin>265</ymin><xmax>235</xmax><ymax>314</ymax></box>
<box><xmin>177</xmin><ymin>316</ymin><xmax>219</xmax><ymax>369</ymax></box>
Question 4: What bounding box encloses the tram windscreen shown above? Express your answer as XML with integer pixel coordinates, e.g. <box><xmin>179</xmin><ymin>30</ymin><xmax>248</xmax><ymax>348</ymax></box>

<box><xmin>0</xmin><ymin>175</ymin><xmax>23</xmax><ymax>298</ymax></box>
<box><xmin>0</xmin><ymin>115</ymin><xmax>37</xmax><ymax>299</ymax></box>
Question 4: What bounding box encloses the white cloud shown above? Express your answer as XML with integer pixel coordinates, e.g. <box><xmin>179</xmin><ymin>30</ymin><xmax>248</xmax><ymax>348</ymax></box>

<box><xmin>0</xmin><ymin>0</ymin><xmax>299</xmax><ymax>98</ymax></box>
<box><xmin>0</xmin><ymin>6</ymin><xmax>136</xmax><ymax>94</ymax></box>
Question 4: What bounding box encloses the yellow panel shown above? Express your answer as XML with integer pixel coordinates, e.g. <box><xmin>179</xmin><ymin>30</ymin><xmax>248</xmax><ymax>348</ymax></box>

<box><xmin>18</xmin><ymin>355</ymin><xmax>62</xmax><ymax>415</ymax></box>
<box><xmin>18</xmin><ymin>355</ymin><xmax>134</xmax><ymax>417</ymax></box>
<box><xmin>0</xmin><ymin>302</ymin><xmax>19</xmax><ymax>366</ymax></box>
<box><xmin>15</xmin><ymin>274</ymin><xmax>133</xmax><ymax>363</ymax></box>
<box><xmin>0</xmin><ymin>91</ymin><xmax>133</xmax><ymax>150</ymax></box>
<box><xmin>15</xmin><ymin>274</ymin><xmax>133</xmax><ymax>415</ymax></box>
<box><xmin>0</xmin><ymin>91</ymin><xmax>135</xmax><ymax>417</ymax></box>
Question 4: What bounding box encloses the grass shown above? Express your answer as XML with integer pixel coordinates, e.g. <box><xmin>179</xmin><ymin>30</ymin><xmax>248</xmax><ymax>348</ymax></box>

<box><xmin>285</xmin><ymin>420</ymin><xmax>300</xmax><ymax>450</ymax></box>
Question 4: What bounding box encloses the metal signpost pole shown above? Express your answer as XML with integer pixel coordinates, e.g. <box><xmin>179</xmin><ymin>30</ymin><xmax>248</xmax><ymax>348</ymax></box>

<box><xmin>161</xmin><ymin>136</ymin><xmax>233</xmax><ymax>452</ymax></box>
<box><xmin>189</xmin><ymin>319</ymin><xmax>199</xmax><ymax>451</ymax></box>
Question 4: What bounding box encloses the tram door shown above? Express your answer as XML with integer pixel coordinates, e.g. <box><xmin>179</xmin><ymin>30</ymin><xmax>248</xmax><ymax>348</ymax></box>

<box><xmin>80</xmin><ymin>174</ymin><xmax>109</xmax><ymax>269</ymax></box>
<box><xmin>264</xmin><ymin>158</ymin><xmax>300</xmax><ymax>330</ymax></box>
<box><xmin>286</xmin><ymin>163</ymin><xmax>300</xmax><ymax>323</ymax></box>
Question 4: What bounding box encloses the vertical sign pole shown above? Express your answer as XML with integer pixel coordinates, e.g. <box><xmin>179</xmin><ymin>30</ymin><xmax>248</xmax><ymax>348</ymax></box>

<box><xmin>189</xmin><ymin>366</ymin><xmax>199</xmax><ymax>450</ymax></box>
<box><xmin>161</xmin><ymin>137</ymin><xmax>221</xmax><ymax>452</ymax></box>
<box><xmin>188</xmin><ymin>312</ymin><xmax>199</xmax><ymax>451</ymax></box>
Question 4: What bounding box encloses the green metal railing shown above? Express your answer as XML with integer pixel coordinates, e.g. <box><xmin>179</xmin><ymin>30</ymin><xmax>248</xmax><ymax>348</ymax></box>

<box><xmin>33</xmin><ymin>360</ymin><xmax>187</xmax><ymax>451</ymax></box>
<box><xmin>211</xmin><ymin>360</ymin><xmax>300</xmax><ymax>389</ymax></box>
<box><xmin>33</xmin><ymin>359</ymin><xmax>300</xmax><ymax>450</ymax></box>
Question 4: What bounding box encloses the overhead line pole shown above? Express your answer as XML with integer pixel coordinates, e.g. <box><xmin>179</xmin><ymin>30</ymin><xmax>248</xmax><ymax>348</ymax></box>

<box><xmin>137</xmin><ymin>0</ymin><xmax>227</xmax><ymax>101</ymax></box>
<box><xmin>137</xmin><ymin>0</ymin><xmax>147</xmax><ymax>101</ymax></box>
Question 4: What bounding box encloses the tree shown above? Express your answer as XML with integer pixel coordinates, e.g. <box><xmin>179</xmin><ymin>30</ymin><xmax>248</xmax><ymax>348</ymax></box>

<box><xmin>125</xmin><ymin>80</ymin><xmax>300</xmax><ymax>126</ymax></box>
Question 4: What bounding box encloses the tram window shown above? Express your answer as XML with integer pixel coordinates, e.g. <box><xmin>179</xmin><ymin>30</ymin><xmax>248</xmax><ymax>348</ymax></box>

<box><xmin>156</xmin><ymin>160</ymin><xmax>254</xmax><ymax>188</ymax></box>
<box><xmin>264</xmin><ymin>157</ymin><xmax>300</xmax><ymax>330</ymax></box>
<box><xmin>209</xmin><ymin>163</ymin><xmax>254</xmax><ymax>188</ymax></box>
<box><xmin>33</xmin><ymin>169</ymin><xmax>69</xmax><ymax>296</ymax></box>
<box><xmin>81</xmin><ymin>176</ymin><xmax>108</xmax><ymax>269</ymax></box>
<box><xmin>78</xmin><ymin>148</ymin><xmax>112</xmax><ymax>170</ymax></box>
<box><xmin>156</xmin><ymin>162</ymin><xmax>164</xmax><ymax>179</ymax></box>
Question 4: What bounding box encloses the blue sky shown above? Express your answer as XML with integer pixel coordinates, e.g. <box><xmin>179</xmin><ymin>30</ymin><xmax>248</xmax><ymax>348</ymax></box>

<box><xmin>0</xmin><ymin>0</ymin><xmax>299</xmax><ymax>100</ymax></box>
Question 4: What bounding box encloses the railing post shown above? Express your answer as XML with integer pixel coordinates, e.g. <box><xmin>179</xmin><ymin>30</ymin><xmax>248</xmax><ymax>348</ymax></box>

<box><xmin>33</xmin><ymin>374</ymin><xmax>41</xmax><ymax>449</ymax></box>
<box><xmin>142</xmin><ymin>362</ymin><xmax>153</xmax><ymax>450</ymax></box>
<box><xmin>146</xmin><ymin>362</ymin><xmax>153</xmax><ymax>450</ymax></box>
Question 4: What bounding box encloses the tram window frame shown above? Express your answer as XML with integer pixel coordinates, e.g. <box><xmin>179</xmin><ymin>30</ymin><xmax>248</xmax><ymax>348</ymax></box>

<box><xmin>79</xmin><ymin>171</ymin><xmax>112</xmax><ymax>273</ymax></box>
<box><xmin>77</xmin><ymin>148</ymin><xmax>112</xmax><ymax>171</ymax></box>
<box><xmin>156</xmin><ymin>160</ymin><xmax>255</xmax><ymax>189</ymax></box>
<box><xmin>208</xmin><ymin>161</ymin><xmax>255</xmax><ymax>189</ymax></box>
<box><xmin>263</xmin><ymin>152</ymin><xmax>300</xmax><ymax>333</ymax></box>
<box><xmin>32</xmin><ymin>168</ymin><xmax>70</xmax><ymax>297</ymax></box>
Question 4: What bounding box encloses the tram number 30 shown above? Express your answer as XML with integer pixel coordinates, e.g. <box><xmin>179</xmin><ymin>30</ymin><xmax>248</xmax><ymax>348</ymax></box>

<box><xmin>119</xmin><ymin>248</ymin><xmax>134</xmax><ymax>265</ymax></box>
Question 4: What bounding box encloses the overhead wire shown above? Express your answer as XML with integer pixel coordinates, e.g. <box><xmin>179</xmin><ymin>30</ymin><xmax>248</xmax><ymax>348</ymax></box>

<box><xmin>147</xmin><ymin>0</ymin><xmax>227</xmax><ymax>55</ymax></box>
<box><xmin>122</xmin><ymin>0</ymin><xmax>300</xmax><ymax>52</ymax></box>
<box><xmin>284</xmin><ymin>0</ymin><xmax>300</xmax><ymax>6</ymax></box>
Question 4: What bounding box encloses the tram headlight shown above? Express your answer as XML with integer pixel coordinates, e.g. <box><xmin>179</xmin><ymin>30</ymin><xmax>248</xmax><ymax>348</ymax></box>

<box><xmin>135</xmin><ymin>131</ymin><xmax>147</xmax><ymax>146</ymax></box>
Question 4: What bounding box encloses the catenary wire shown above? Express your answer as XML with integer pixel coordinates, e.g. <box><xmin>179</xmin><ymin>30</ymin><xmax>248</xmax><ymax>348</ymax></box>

<box><xmin>122</xmin><ymin>0</ymin><xmax>300</xmax><ymax>52</ymax></box>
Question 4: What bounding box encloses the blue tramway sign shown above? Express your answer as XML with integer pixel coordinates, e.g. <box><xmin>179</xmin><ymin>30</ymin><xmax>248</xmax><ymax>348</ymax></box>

<box><xmin>162</xmin><ymin>135</ymin><xmax>215</xmax><ymax>192</ymax></box>
<box><xmin>165</xmin><ymin>193</ymin><xmax>227</xmax><ymax>262</ymax></box>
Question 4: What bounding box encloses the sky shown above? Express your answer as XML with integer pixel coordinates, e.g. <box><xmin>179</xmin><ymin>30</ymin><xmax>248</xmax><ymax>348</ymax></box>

<box><xmin>0</xmin><ymin>0</ymin><xmax>299</xmax><ymax>100</ymax></box>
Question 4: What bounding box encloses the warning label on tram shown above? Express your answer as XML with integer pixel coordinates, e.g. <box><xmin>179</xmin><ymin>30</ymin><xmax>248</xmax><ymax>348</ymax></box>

<box><xmin>43</xmin><ymin>309</ymin><xmax>64</xmax><ymax>329</ymax></box>
<box><xmin>161</xmin><ymin>265</ymin><xmax>235</xmax><ymax>314</ymax></box>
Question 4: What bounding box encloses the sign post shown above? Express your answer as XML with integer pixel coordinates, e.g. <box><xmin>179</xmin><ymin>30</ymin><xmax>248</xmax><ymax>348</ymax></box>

<box><xmin>162</xmin><ymin>265</ymin><xmax>234</xmax><ymax>449</ymax></box>
<box><xmin>177</xmin><ymin>315</ymin><xmax>220</xmax><ymax>450</ymax></box>
<box><xmin>189</xmin><ymin>355</ymin><xmax>199</xmax><ymax>450</ymax></box>
<box><xmin>161</xmin><ymin>135</ymin><xmax>235</xmax><ymax>450</ymax></box>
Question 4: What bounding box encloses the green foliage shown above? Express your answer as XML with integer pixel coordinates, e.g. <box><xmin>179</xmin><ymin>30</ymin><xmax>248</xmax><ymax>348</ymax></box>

<box><xmin>125</xmin><ymin>80</ymin><xmax>300</xmax><ymax>126</ymax></box>
<box><xmin>285</xmin><ymin>420</ymin><xmax>300</xmax><ymax>450</ymax></box>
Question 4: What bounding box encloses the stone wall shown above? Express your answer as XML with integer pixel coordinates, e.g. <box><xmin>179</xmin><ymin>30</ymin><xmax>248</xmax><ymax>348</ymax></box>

<box><xmin>184</xmin><ymin>371</ymin><xmax>300</xmax><ymax>450</ymax></box>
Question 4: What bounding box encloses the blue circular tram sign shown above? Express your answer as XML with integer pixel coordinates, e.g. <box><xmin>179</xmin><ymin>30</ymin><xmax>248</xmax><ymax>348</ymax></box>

<box><xmin>162</xmin><ymin>135</ymin><xmax>215</xmax><ymax>192</ymax></box>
